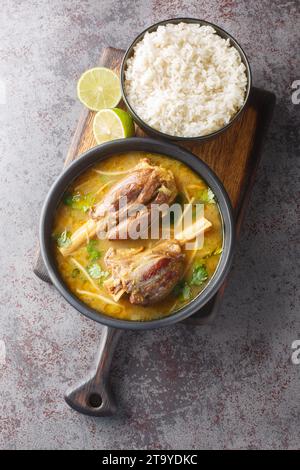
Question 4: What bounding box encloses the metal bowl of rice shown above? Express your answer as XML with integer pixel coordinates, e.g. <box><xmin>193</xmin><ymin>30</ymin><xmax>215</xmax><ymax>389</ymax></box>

<box><xmin>121</xmin><ymin>18</ymin><xmax>252</xmax><ymax>142</ymax></box>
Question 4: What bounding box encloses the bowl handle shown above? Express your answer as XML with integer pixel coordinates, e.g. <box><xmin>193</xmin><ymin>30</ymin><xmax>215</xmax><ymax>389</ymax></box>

<box><xmin>64</xmin><ymin>326</ymin><xmax>122</xmax><ymax>416</ymax></box>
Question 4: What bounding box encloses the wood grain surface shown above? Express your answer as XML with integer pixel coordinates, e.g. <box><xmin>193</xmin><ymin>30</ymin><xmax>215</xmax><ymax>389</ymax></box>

<box><xmin>34</xmin><ymin>46</ymin><xmax>275</xmax><ymax>325</ymax></box>
<box><xmin>64</xmin><ymin>326</ymin><xmax>122</xmax><ymax>416</ymax></box>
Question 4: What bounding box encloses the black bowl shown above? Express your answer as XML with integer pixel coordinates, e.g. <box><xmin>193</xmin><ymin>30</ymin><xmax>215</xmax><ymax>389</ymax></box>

<box><xmin>40</xmin><ymin>138</ymin><xmax>235</xmax><ymax>330</ymax></box>
<box><xmin>121</xmin><ymin>17</ymin><xmax>252</xmax><ymax>142</ymax></box>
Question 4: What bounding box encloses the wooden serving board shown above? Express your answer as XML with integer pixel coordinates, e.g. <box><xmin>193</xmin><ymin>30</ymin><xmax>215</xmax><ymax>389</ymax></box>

<box><xmin>34</xmin><ymin>47</ymin><xmax>275</xmax><ymax>325</ymax></box>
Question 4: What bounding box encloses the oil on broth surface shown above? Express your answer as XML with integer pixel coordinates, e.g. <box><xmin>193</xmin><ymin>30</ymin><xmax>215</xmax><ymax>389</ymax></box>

<box><xmin>52</xmin><ymin>152</ymin><xmax>223</xmax><ymax>321</ymax></box>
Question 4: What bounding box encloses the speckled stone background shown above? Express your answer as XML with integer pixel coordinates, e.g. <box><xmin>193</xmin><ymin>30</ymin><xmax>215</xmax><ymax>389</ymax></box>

<box><xmin>0</xmin><ymin>0</ymin><xmax>299</xmax><ymax>450</ymax></box>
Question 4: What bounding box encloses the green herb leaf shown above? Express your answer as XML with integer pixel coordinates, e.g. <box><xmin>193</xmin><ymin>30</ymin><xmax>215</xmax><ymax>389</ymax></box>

<box><xmin>63</xmin><ymin>192</ymin><xmax>95</xmax><ymax>212</ymax></box>
<box><xmin>87</xmin><ymin>263</ymin><xmax>109</xmax><ymax>281</ymax></box>
<box><xmin>204</xmin><ymin>247</ymin><xmax>223</xmax><ymax>259</ymax></box>
<box><xmin>207</xmin><ymin>188</ymin><xmax>215</xmax><ymax>203</ymax></box>
<box><xmin>86</xmin><ymin>240</ymin><xmax>101</xmax><ymax>261</ymax></box>
<box><xmin>190</xmin><ymin>264</ymin><xmax>208</xmax><ymax>286</ymax></box>
<box><xmin>181</xmin><ymin>283</ymin><xmax>192</xmax><ymax>301</ymax></box>
<box><xmin>173</xmin><ymin>281</ymin><xmax>192</xmax><ymax>302</ymax></box>
<box><xmin>87</xmin><ymin>263</ymin><xmax>102</xmax><ymax>279</ymax></box>
<box><xmin>172</xmin><ymin>281</ymin><xmax>183</xmax><ymax>297</ymax></box>
<box><xmin>56</xmin><ymin>229</ymin><xmax>71</xmax><ymax>248</ymax></box>
<box><xmin>62</xmin><ymin>193</ymin><xmax>72</xmax><ymax>206</ymax></box>
<box><xmin>173</xmin><ymin>281</ymin><xmax>183</xmax><ymax>298</ymax></box>
<box><xmin>197</xmin><ymin>187</ymin><xmax>216</xmax><ymax>204</ymax></box>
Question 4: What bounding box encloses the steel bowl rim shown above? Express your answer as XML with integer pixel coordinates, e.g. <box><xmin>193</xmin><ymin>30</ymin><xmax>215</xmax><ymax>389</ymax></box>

<box><xmin>39</xmin><ymin>137</ymin><xmax>235</xmax><ymax>330</ymax></box>
<box><xmin>120</xmin><ymin>17</ymin><xmax>252</xmax><ymax>142</ymax></box>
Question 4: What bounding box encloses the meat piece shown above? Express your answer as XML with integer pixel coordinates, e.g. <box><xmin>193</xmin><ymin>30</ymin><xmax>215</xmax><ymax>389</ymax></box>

<box><xmin>103</xmin><ymin>216</ymin><xmax>213</xmax><ymax>305</ymax></box>
<box><xmin>60</xmin><ymin>159</ymin><xmax>177</xmax><ymax>256</ymax></box>
<box><xmin>104</xmin><ymin>241</ymin><xmax>184</xmax><ymax>305</ymax></box>
<box><xmin>91</xmin><ymin>158</ymin><xmax>177</xmax><ymax>239</ymax></box>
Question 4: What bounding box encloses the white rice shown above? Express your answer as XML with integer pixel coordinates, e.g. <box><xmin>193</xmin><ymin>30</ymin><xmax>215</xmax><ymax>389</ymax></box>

<box><xmin>125</xmin><ymin>23</ymin><xmax>248</xmax><ymax>137</ymax></box>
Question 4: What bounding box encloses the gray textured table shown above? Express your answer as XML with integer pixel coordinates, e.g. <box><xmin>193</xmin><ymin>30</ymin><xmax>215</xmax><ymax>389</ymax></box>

<box><xmin>0</xmin><ymin>0</ymin><xmax>299</xmax><ymax>450</ymax></box>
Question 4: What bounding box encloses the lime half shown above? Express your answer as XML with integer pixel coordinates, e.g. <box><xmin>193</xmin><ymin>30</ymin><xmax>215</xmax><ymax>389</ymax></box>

<box><xmin>93</xmin><ymin>108</ymin><xmax>135</xmax><ymax>144</ymax></box>
<box><xmin>77</xmin><ymin>67</ymin><xmax>121</xmax><ymax>111</ymax></box>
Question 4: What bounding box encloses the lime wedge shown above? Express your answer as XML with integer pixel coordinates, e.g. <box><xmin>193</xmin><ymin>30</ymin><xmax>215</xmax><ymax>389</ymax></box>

<box><xmin>77</xmin><ymin>67</ymin><xmax>121</xmax><ymax>111</ymax></box>
<box><xmin>93</xmin><ymin>108</ymin><xmax>135</xmax><ymax>144</ymax></box>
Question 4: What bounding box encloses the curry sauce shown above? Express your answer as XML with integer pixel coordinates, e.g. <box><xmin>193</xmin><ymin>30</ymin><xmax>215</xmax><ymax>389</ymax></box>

<box><xmin>52</xmin><ymin>152</ymin><xmax>223</xmax><ymax>321</ymax></box>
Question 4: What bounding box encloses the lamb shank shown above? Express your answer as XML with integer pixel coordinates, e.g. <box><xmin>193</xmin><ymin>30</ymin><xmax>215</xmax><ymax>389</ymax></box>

<box><xmin>104</xmin><ymin>240</ymin><xmax>184</xmax><ymax>305</ymax></box>
<box><xmin>104</xmin><ymin>217</ymin><xmax>212</xmax><ymax>305</ymax></box>
<box><xmin>60</xmin><ymin>159</ymin><xmax>177</xmax><ymax>256</ymax></box>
